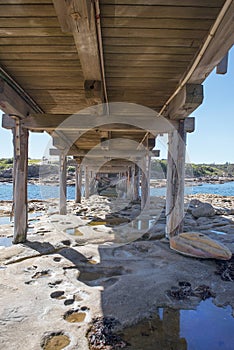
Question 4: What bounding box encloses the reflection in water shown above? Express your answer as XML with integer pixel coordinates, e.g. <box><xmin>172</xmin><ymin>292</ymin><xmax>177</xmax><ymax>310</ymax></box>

<box><xmin>131</xmin><ymin>218</ymin><xmax>156</xmax><ymax>231</ymax></box>
<box><xmin>0</xmin><ymin>237</ymin><xmax>12</xmax><ymax>247</ymax></box>
<box><xmin>180</xmin><ymin>299</ymin><xmax>234</xmax><ymax>350</ymax></box>
<box><xmin>122</xmin><ymin>309</ymin><xmax>186</xmax><ymax>350</ymax></box>
<box><xmin>65</xmin><ymin>228</ymin><xmax>83</xmax><ymax>236</ymax></box>
<box><xmin>121</xmin><ymin>300</ymin><xmax>234</xmax><ymax>350</ymax></box>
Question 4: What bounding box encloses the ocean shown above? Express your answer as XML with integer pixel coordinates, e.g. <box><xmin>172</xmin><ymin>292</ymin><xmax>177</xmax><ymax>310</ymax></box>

<box><xmin>0</xmin><ymin>181</ymin><xmax>234</xmax><ymax>201</ymax></box>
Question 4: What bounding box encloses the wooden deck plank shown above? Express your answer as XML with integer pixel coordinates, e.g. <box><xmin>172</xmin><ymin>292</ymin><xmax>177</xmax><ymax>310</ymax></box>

<box><xmin>101</xmin><ymin>0</ymin><xmax>225</xmax><ymax>7</ymax></box>
<box><xmin>0</xmin><ymin>46</ymin><xmax>77</xmax><ymax>53</ymax></box>
<box><xmin>0</xmin><ymin>37</ymin><xmax>74</xmax><ymax>45</ymax></box>
<box><xmin>0</xmin><ymin>17</ymin><xmax>60</xmax><ymax>27</ymax></box>
<box><xmin>104</xmin><ymin>59</ymin><xmax>188</xmax><ymax>68</ymax></box>
<box><xmin>102</xmin><ymin>18</ymin><xmax>214</xmax><ymax>30</ymax></box>
<box><xmin>0</xmin><ymin>53</ymin><xmax>79</xmax><ymax>60</ymax></box>
<box><xmin>105</xmin><ymin>66</ymin><xmax>185</xmax><ymax>74</ymax></box>
<box><xmin>101</xmin><ymin>5</ymin><xmax>221</xmax><ymax>19</ymax></box>
<box><xmin>12</xmin><ymin>76</ymin><xmax>84</xmax><ymax>89</ymax></box>
<box><xmin>104</xmin><ymin>45</ymin><xmax>198</xmax><ymax>55</ymax></box>
<box><xmin>0</xmin><ymin>0</ymin><xmax>52</xmax><ymax>3</ymax></box>
<box><xmin>1</xmin><ymin>60</ymin><xmax>81</xmax><ymax>67</ymax></box>
<box><xmin>0</xmin><ymin>28</ymin><xmax>68</xmax><ymax>37</ymax></box>
<box><xmin>104</xmin><ymin>53</ymin><xmax>193</xmax><ymax>61</ymax></box>
<box><xmin>103</xmin><ymin>37</ymin><xmax>200</xmax><ymax>48</ymax></box>
<box><xmin>102</xmin><ymin>28</ymin><xmax>207</xmax><ymax>39</ymax></box>
<box><xmin>0</xmin><ymin>4</ymin><xmax>56</xmax><ymax>17</ymax></box>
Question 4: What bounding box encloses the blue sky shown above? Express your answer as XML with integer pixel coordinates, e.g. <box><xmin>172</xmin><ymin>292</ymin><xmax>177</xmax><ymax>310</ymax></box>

<box><xmin>0</xmin><ymin>46</ymin><xmax>233</xmax><ymax>163</ymax></box>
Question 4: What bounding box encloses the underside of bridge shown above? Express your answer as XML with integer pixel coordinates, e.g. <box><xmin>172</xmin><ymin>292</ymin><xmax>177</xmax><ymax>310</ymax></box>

<box><xmin>0</xmin><ymin>0</ymin><xmax>234</xmax><ymax>243</ymax></box>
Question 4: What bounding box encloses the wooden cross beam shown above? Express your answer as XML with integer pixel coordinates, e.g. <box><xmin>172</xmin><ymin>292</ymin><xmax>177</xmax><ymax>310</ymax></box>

<box><xmin>0</xmin><ymin>78</ymin><xmax>35</xmax><ymax>118</ymax></box>
<box><xmin>53</xmin><ymin>0</ymin><xmax>103</xmax><ymax>105</ymax></box>
<box><xmin>52</xmin><ymin>134</ymin><xmax>81</xmax><ymax>155</ymax></box>
<box><xmin>3</xmin><ymin>113</ymin><xmax>195</xmax><ymax>134</ymax></box>
<box><xmin>216</xmin><ymin>53</ymin><xmax>229</xmax><ymax>75</ymax></box>
<box><xmin>49</xmin><ymin>147</ymin><xmax>154</xmax><ymax>158</ymax></box>
<box><xmin>166</xmin><ymin>84</ymin><xmax>203</xmax><ymax>120</ymax></box>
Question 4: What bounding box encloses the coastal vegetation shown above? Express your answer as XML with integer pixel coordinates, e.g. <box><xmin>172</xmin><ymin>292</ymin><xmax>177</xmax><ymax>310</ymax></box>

<box><xmin>151</xmin><ymin>159</ymin><xmax>234</xmax><ymax>179</ymax></box>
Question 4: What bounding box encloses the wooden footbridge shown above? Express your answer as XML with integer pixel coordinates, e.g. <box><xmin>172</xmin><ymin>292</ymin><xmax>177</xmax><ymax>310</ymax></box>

<box><xmin>0</xmin><ymin>0</ymin><xmax>234</xmax><ymax>243</ymax></box>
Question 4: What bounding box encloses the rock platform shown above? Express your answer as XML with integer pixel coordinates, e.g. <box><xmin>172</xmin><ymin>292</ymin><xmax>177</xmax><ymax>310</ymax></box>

<box><xmin>0</xmin><ymin>194</ymin><xmax>233</xmax><ymax>349</ymax></box>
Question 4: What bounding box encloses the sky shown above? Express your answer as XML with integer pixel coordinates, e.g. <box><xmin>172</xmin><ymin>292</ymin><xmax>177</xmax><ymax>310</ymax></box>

<box><xmin>0</xmin><ymin>47</ymin><xmax>233</xmax><ymax>164</ymax></box>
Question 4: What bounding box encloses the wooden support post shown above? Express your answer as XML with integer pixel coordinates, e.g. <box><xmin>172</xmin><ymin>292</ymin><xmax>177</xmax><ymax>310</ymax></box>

<box><xmin>166</xmin><ymin>120</ymin><xmax>186</xmax><ymax>238</ymax></box>
<box><xmin>126</xmin><ymin>167</ymin><xmax>132</xmax><ymax>199</ymax></box>
<box><xmin>75</xmin><ymin>163</ymin><xmax>82</xmax><ymax>203</ymax></box>
<box><xmin>141</xmin><ymin>156</ymin><xmax>150</xmax><ymax>210</ymax></box>
<box><xmin>12</xmin><ymin>120</ymin><xmax>29</xmax><ymax>243</ymax></box>
<box><xmin>130</xmin><ymin>165</ymin><xmax>135</xmax><ymax>201</ymax></box>
<box><xmin>59</xmin><ymin>153</ymin><xmax>67</xmax><ymax>215</ymax></box>
<box><xmin>133</xmin><ymin>164</ymin><xmax>140</xmax><ymax>201</ymax></box>
<box><xmin>85</xmin><ymin>166</ymin><xmax>90</xmax><ymax>199</ymax></box>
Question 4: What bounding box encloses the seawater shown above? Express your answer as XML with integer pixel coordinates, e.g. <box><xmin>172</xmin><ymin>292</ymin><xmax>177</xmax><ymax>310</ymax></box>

<box><xmin>0</xmin><ymin>181</ymin><xmax>234</xmax><ymax>201</ymax></box>
<box><xmin>122</xmin><ymin>299</ymin><xmax>234</xmax><ymax>350</ymax></box>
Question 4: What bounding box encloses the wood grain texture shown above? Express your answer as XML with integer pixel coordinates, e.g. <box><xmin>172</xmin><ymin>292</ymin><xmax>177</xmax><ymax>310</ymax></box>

<box><xmin>101</xmin><ymin>5</ymin><xmax>220</xmax><ymax>19</ymax></box>
<box><xmin>102</xmin><ymin>17</ymin><xmax>214</xmax><ymax>30</ymax></box>
<box><xmin>101</xmin><ymin>0</ymin><xmax>225</xmax><ymax>7</ymax></box>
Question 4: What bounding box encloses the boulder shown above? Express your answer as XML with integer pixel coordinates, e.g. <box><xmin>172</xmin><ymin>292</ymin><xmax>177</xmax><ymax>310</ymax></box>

<box><xmin>170</xmin><ymin>232</ymin><xmax>232</xmax><ymax>260</ymax></box>
<box><xmin>192</xmin><ymin>202</ymin><xmax>215</xmax><ymax>218</ymax></box>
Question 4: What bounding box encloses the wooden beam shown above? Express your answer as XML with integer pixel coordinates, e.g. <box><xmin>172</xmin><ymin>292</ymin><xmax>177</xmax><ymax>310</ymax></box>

<box><xmin>52</xmin><ymin>134</ymin><xmax>81</xmax><ymax>155</ymax></box>
<box><xmin>23</xmin><ymin>114</ymin><xmax>195</xmax><ymax>133</ymax></box>
<box><xmin>49</xmin><ymin>148</ymin><xmax>61</xmax><ymax>156</ymax></box>
<box><xmin>84</xmin><ymin>79</ymin><xmax>103</xmax><ymax>105</ymax></box>
<box><xmin>166</xmin><ymin>84</ymin><xmax>203</xmax><ymax>120</ymax></box>
<box><xmin>166</xmin><ymin>120</ymin><xmax>186</xmax><ymax>238</ymax></box>
<box><xmin>89</xmin><ymin>165</ymin><xmax>130</xmax><ymax>172</ymax></box>
<box><xmin>53</xmin><ymin>0</ymin><xmax>102</xmax><ymax>104</ymax></box>
<box><xmin>12</xmin><ymin>121</ymin><xmax>28</xmax><ymax>243</ymax></box>
<box><xmin>151</xmin><ymin>150</ymin><xmax>160</xmax><ymax>157</ymax></box>
<box><xmin>52</xmin><ymin>0</ymin><xmax>71</xmax><ymax>32</ymax></box>
<box><xmin>0</xmin><ymin>79</ymin><xmax>34</xmax><ymax>118</ymax></box>
<box><xmin>216</xmin><ymin>52</ymin><xmax>229</xmax><ymax>74</ymax></box>
<box><xmin>189</xmin><ymin>1</ymin><xmax>234</xmax><ymax>84</ymax></box>
<box><xmin>73</xmin><ymin>149</ymin><xmax>154</xmax><ymax>158</ymax></box>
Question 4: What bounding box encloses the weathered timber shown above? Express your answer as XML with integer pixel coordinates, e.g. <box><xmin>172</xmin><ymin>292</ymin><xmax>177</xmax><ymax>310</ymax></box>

<box><xmin>101</xmin><ymin>5</ymin><xmax>220</xmax><ymax>19</ymax></box>
<box><xmin>75</xmin><ymin>163</ymin><xmax>82</xmax><ymax>203</ymax></box>
<box><xmin>102</xmin><ymin>18</ymin><xmax>213</xmax><ymax>31</ymax></box>
<box><xmin>104</xmin><ymin>46</ymin><xmax>198</xmax><ymax>56</ymax></box>
<box><xmin>101</xmin><ymin>0</ymin><xmax>224</xmax><ymax>7</ymax></box>
<box><xmin>166</xmin><ymin>120</ymin><xmax>186</xmax><ymax>238</ymax></box>
<box><xmin>141</xmin><ymin>155</ymin><xmax>150</xmax><ymax>210</ymax></box>
<box><xmin>12</xmin><ymin>121</ymin><xmax>28</xmax><ymax>243</ymax></box>
<box><xmin>52</xmin><ymin>134</ymin><xmax>81</xmax><ymax>150</ymax></box>
<box><xmin>166</xmin><ymin>84</ymin><xmax>203</xmax><ymax>120</ymax></box>
<box><xmin>84</xmin><ymin>80</ymin><xmax>103</xmax><ymax>106</ymax></box>
<box><xmin>53</xmin><ymin>0</ymin><xmax>102</xmax><ymax>82</ymax></box>
<box><xmin>189</xmin><ymin>1</ymin><xmax>234</xmax><ymax>84</ymax></box>
<box><xmin>216</xmin><ymin>52</ymin><xmax>229</xmax><ymax>74</ymax></box>
<box><xmin>70</xmin><ymin>149</ymin><xmax>152</xmax><ymax>158</ymax></box>
<box><xmin>0</xmin><ymin>4</ymin><xmax>56</xmax><ymax>17</ymax></box>
<box><xmin>102</xmin><ymin>28</ymin><xmax>208</xmax><ymax>39</ymax></box>
<box><xmin>59</xmin><ymin>153</ymin><xmax>67</xmax><ymax>215</ymax></box>
<box><xmin>133</xmin><ymin>165</ymin><xmax>140</xmax><ymax>201</ymax></box>
<box><xmin>20</xmin><ymin>114</ymin><xmax>195</xmax><ymax>133</ymax></box>
<box><xmin>0</xmin><ymin>79</ymin><xmax>35</xmax><ymax>118</ymax></box>
<box><xmin>85</xmin><ymin>166</ymin><xmax>90</xmax><ymax>199</ymax></box>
